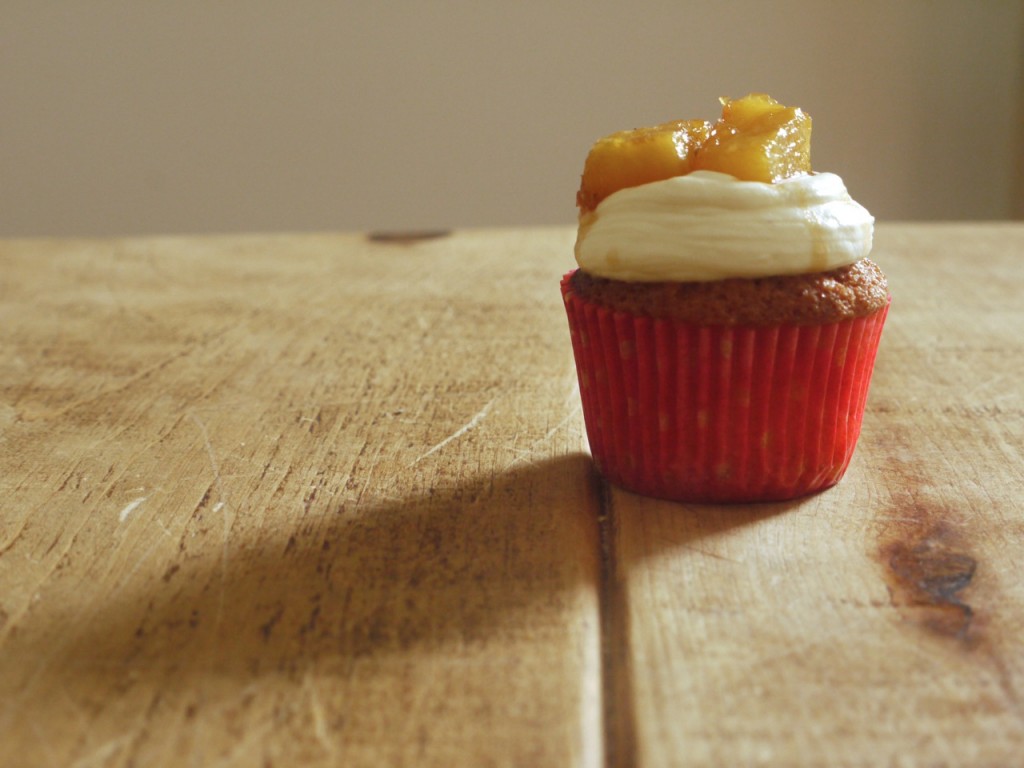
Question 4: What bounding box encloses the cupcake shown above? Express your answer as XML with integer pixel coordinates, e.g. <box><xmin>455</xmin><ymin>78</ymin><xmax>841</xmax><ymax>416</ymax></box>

<box><xmin>562</xmin><ymin>94</ymin><xmax>889</xmax><ymax>503</ymax></box>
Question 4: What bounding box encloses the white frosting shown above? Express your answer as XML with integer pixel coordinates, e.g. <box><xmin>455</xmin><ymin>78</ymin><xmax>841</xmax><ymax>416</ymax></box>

<box><xmin>574</xmin><ymin>170</ymin><xmax>874</xmax><ymax>282</ymax></box>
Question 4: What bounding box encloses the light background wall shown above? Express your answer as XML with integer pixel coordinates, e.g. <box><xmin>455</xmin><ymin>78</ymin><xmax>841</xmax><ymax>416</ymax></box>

<box><xmin>2</xmin><ymin>0</ymin><xmax>1023</xmax><ymax>237</ymax></box>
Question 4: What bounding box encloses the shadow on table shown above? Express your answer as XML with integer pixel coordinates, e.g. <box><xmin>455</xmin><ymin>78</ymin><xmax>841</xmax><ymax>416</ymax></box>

<box><xmin>28</xmin><ymin>455</ymin><xmax>807</xmax><ymax>692</ymax></box>
<box><xmin>7</xmin><ymin>451</ymin><xmax>812</xmax><ymax>762</ymax></box>
<box><xmin>16</xmin><ymin>454</ymin><xmax>601</xmax><ymax>701</ymax></box>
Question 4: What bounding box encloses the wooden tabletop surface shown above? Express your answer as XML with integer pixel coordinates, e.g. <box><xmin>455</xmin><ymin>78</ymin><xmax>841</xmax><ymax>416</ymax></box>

<box><xmin>1</xmin><ymin>224</ymin><xmax>1022</xmax><ymax>767</ymax></box>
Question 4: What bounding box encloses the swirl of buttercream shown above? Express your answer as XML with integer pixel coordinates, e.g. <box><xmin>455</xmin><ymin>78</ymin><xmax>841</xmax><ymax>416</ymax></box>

<box><xmin>574</xmin><ymin>170</ymin><xmax>874</xmax><ymax>282</ymax></box>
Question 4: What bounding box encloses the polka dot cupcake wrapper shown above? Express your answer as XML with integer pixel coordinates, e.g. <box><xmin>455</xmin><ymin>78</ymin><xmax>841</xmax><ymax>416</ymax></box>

<box><xmin>561</xmin><ymin>270</ymin><xmax>890</xmax><ymax>503</ymax></box>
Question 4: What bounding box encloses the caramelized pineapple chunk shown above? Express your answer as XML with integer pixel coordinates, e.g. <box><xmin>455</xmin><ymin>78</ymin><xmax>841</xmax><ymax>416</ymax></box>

<box><xmin>577</xmin><ymin>119</ymin><xmax>711</xmax><ymax>211</ymax></box>
<box><xmin>575</xmin><ymin>94</ymin><xmax>812</xmax><ymax>209</ymax></box>
<box><xmin>692</xmin><ymin>93</ymin><xmax>812</xmax><ymax>182</ymax></box>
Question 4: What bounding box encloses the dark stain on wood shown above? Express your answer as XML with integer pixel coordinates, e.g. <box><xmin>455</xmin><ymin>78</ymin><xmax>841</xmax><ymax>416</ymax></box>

<box><xmin>367</xmin><ymin>229</ymin><xmax>451</xmax><ymax>244</ymax></box>
<box><xmin>162</xmin><ymin>563</ymin><xmax>180</xmax><ymax>583</ymax></box>
<box><xmin>880</xmin><ymin>519</ymin><xmax>978</xmax><ymax>643</ymax></box>
<box><xmin>259</xmin><ymin>604</ymin><xmax>285</xmax><ymax>642</ymax></box>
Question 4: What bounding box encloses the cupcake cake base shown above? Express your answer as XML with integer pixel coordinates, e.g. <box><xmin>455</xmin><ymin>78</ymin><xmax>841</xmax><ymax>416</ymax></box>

<box><xmin>562</xmin><ymin>270</ymin><xmax>890</xmax><ymax>503</ymax></box>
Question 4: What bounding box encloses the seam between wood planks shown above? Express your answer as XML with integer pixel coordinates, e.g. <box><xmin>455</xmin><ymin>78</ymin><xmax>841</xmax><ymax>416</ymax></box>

<box><xmin>595</xmin><ymin>467</ymin><xmax>637</xmax><ymax>768</ymax></box>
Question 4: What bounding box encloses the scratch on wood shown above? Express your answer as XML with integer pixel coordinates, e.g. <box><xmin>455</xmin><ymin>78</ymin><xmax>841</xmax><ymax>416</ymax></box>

<box><xmin>542</xmin><ymin>402</ymin><xmax>582</xmax><ymax>443</ymax></box>
<box><xmin>303</xmin><ymin>671</ymin><xmax>338</xmax><ymax>758</ymax></box>
<box><xmin>351</xmin><ymin>442</ymin><xmax>384</xmax><ymax>505</ymax></box>
<box><xmin>119</xmin><ymin>537</ymin><xmax>166</xmax><ymax>588</ymax></box>
<box><xmin>189</xmin><ymin>412</ymin><xmax>233</xmax><ymax>628</ymax></box>
<box><xmin>68</xmin><ymin>729</ymin><xmax>133</xmax><ymax>765</ymax></box>
<box><xmin>20</xmin><ymin>348</ymin><xmax>190</xmax><ymax>422</ymax></box>
<box><xmin>500</xmin><ymin>402</ymin><xmax>584</xmax><ymax>475</ymax></box>
<box><xmin>563</xmin><ymin>373</ymin><xmax>581</xmax><ymax>407</ymax></box>
<box><xmin>117</xmin><ymin>496</ymin><xmax>147</xmax><ymax>524</ymax></box>
<box><xmin>678</xmin><ymin>542</ymin><xmax>742</xmax><ymax>564</ymax></box>
<box><xmin>411</xmin><ymin>397</ymin><xmax>496</xmax><ymax>465</ymax></box>
<box><xmin>0</xmin><ymin>524</ymin><xmax>29</xmax><ymax>558</ymax></box>
<box><xmin>500</xmin><ymin>380</ymin><xmax>583</xmax><ymax>473</ymax></box>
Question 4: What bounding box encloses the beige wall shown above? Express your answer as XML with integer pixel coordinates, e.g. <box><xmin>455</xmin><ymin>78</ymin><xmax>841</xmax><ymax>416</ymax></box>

<box><xmin>2</xmin><ymin>0</ymin><xmax>1022</xmax><ymax>237</ymax></box>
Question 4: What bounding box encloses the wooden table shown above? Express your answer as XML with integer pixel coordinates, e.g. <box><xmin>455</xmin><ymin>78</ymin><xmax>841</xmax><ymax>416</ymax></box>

<box><xmin>1</xmin><ymin>224</ymin><xmax>1022</xmax><ymax>767</ymax></box>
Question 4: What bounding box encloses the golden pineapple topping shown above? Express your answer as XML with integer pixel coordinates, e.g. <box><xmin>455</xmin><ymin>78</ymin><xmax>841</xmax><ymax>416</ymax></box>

<box><xmin>577</xmin><ymin>94</ymin><xmax>812</xmax><ymax>212</ymax></box>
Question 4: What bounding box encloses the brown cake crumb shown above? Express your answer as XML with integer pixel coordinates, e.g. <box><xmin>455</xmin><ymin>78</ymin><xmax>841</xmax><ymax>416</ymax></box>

<box><xmin>567</xmin><ymin>258</ymin><xmax>889</xmax><ymax>326</ymax></box>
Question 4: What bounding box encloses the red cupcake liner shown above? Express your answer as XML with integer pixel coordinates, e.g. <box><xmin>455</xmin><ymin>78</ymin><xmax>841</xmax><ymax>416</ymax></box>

<box><xmin>561</xmin><ymin>270</ymin><xmax>890</xmax><ymax>503</ymax></box>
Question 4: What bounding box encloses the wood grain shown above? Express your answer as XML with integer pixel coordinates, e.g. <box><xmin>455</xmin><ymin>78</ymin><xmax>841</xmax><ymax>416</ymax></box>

<box><xmin>0</xmin><ymin>230</ymin><xmax>600</xmax><ymax>767</ymax></box>
<box><xmin>610</xmin><ymin>224</ymin><xmax>1024</xmax><ymax>767</ymax></box>
<box><xmin>2</xmin><ymin>224</ymin><xmax>1022</xmax><ymax>767</ymax></box>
